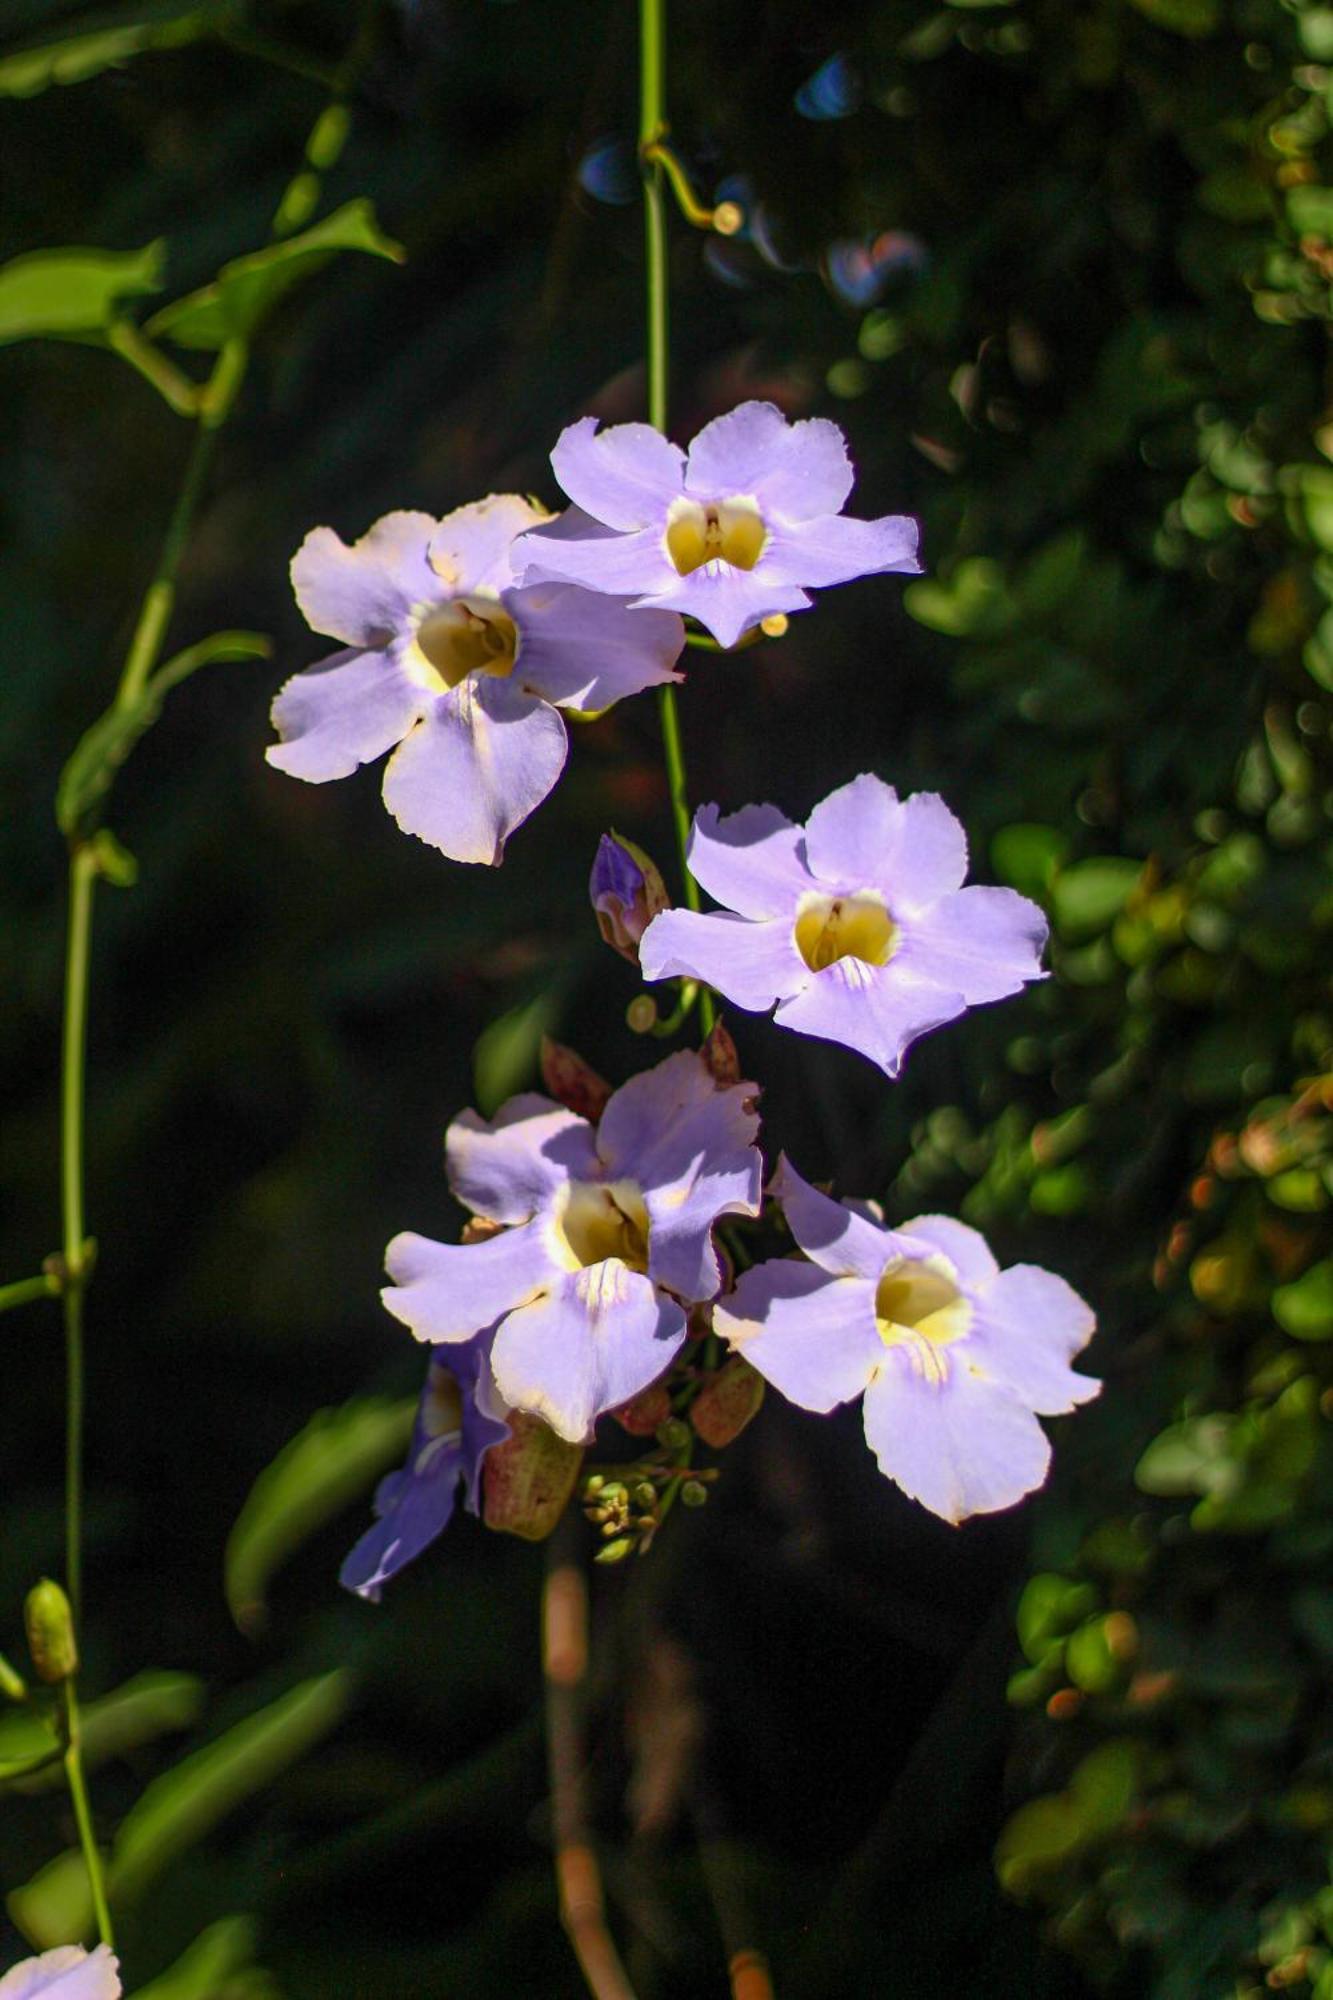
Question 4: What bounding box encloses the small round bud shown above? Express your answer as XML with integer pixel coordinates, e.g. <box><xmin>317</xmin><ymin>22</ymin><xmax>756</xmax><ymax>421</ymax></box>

<box><xmin>24</xmin><ymin>1579</ymin><xmax>78</xmax><ymax>1685</ymax></box>
<box><xmin>633</xmin><ymin>1482</ymin><xmax>657</xmax><ymax>1510</ymax></box>
<box><xmin>760</xmin><ymin>613</ymin><xmax>789</xmax><ymax>639</ymax></box>
<box><xmin>712</xmin><ymin>200</ymin><xmax>744</xmax><ymax>237</ymax></box>
<box><xmin>583</xmin><ymin>1475</ymin><xmax>606</xmax><ymax>1499</ymax></box>
<box><xmin>595</xmin><ymin>1536</ymin><xmax>636</xmax><ymax>1564</ymax></box>
<box><xmin>600</xmin><ymin>1481</ymin><xmax>628</xmax><ymax>1503</ymax></box>
<box><xmin>656</xmin><ymin>1418</ymin><xmax>691</xmax><ymax>1451</ymax></box>
<box><xmin>680</xmin><ymin>1480</ymin><xmax>708</xmax><ymax>1509</ymax></box>
<box><xmin>626</xmin><ymin>996</ymin><xmax>658</xmax><ymax>1034</ymax></box>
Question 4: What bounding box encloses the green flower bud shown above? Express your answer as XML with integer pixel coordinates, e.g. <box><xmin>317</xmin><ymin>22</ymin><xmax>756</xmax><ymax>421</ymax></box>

<box><xmin>24</xmin><ymin>1579</ymin><xmax>78</xmax><ymax>1685</ymax></box>
<box><xmin>594</xmin><ymin>1536</ymin><xmax>636</xmax><ymax>1564</ymax></box>
<box><xmin>0</xmin><ymin>1651</ymin><xmax>27</xmax><ymax>1703</ymax></box>
<box><xmin>680</xmin><ymin>1479</ymin><xmax>708</xmax><ymax>1509</ymax></box>
<box><xmin>656</xmin><ymin>1418</ymin><xmax>691</xmax><ymax>1451</ymax></box>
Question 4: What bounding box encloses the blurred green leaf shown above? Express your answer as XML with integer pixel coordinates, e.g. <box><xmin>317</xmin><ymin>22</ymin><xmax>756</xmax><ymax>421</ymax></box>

<box><xmin>1016</xmin><ymin>1573</ymin><xmax>1097</xmax><ymax>1664</ymax></box>
<box><xmin>0</xmin><ymin>241</ymin><xmax>164</xmax><ymax>346</ymax></box>
<box><xmin>225</xmin><ymin>1395</ymin><xmax>415</xmax><ymax>1633</ymax></box>
<box><xmin>903</xmin><ymin>558</ymin><xmax>1017</xmax><ymax>639</ymax></box>
<box><xmin>0</xmin><ymin>1670</ymin><xmax>203</xmax><ymax>1794</ymax></box>
<box><xmin>147</xmin><ymin>200</ymin><xmax>404</xmax><ymax>351</ymax></box>
<box><xmin>1273</xmin><ymin>1260</ymin><xmax>1333</xmax><ymax>1341</ymax></box>
<box><xmin>1127</xmin><ymin>0</ymin><xmax>1220</xmax><ymax>33</ymax></box>
<box><xmin>1136</xmin><ymin>1415</ymin><xmax>1239</xmax><ymax>1497</ymax></box>
<box><xmin>474</xmin><ymin>989</ymin><xmax>560</xmax><ymax>1116</ymax></box>
<box><xmin>1050</xmin><ymin>858</ymin><xmax>1143</xmax><ymax>939</ymax></box>
<box><xmin>132</xmin><ymin>1916</ymin><xmax>259</xmax><ymax>2000</ymax></box>
<box><xmin>990</xmin><ymin>823</ymin><xmax>1070</xmax><ymax>900</ymax></box>
<box><xmin>0</xmin><ymin>4</ymin><xmax>221</xmax><ymax>98</ymax></box>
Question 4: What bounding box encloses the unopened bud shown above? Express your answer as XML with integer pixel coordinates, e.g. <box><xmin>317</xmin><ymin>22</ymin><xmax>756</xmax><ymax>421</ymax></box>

<box><xmin>540</xmin><ymin>1037</ymin><xmax>613</xmax><ymax>1122</ymax></box>
<box><xmin>627</xmin><ymin>996</ymin><xmax>658</xmax><ymax>1034</ymax></box>
<box><xmin>24</xmin><ymin>1579</ymin><xmax>78</xmax><ymax>1685</ymax></box>
<box><xmin>482</xmin><ymin>1414</ymin><xmax>583</xmax><ymax>1542</ymax></box>
<box><xmin>612</xmin><ymin>1383</ymin><xmax>672</xmax><ymax>1436</ymax></box>
<box><xmin>690</xmin><ymin>1355</ymin><xmax>765</xmax><ymax>1448</ymax></box>
<box><xmin>633</xmin><ymin>1482</ymin><xmax>657</xmax><ymax>1510</ymax></box>
<box><xmin>595</xmin><ymin>1536</ymin><xmax>636</xmax><ymax>1564</ymax></box>
<box><xmin>656</xmin><ymin>1418</ymin><xmax>691</xmax><ymax>1452</ymax></box>
<box><xmin>590</xmin><ymin>832</ymin><xmax>669</xmax><ymax>964</ymax></box>
<box><xmin>0</xmin><ymin>1651</ymin><xmax>27</xmax><ymax>1703</ymax></box>
<box><xmin>680</xmin><ymin>1480</ymin><xmax>708</xmax><ymax>1509</ymax></box>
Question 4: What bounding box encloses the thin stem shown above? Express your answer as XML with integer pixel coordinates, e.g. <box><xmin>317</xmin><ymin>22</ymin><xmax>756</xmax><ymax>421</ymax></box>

<box><xmin>0</xmin><ymin>1273</ymin><xmax>59</xmax><ymax>1315</ymax></box>
<box><xmin>116</xmin><ymin>420</ymin><xmax>220</xmax><ymax>711</ymax></box>
<box><xmin>60</xmin><ymin>1681</ymin><xmax>115</xmax><ymax>1949</ymax></box>
<box><xmin>60</xmin><ymin>846</ymin><xmax>98</xmax><ymax>1616</ymax></box>
<box><xmin>543</xmin><ymin>1534</ymin><xmax>639</xmax><ymax>2000</ymax></box>
<box><xmin>656</xmin><ymin>687</ymin><xmax>715</xmax><ymax>1032</ymax></box>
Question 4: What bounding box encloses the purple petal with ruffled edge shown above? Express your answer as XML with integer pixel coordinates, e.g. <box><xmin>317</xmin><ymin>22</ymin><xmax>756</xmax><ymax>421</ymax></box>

<box><xmin>714</xmin><ymin>1261</ymin><xmax>881</xmax><ymax>1412</ymax></box>
<box><xmin>383</xmin><ymin>1219</ymin><xmax>554</xmax><ymax>1344</ymax></box>
<box><xmin>861</xmin><ymin>1361</ymin><xmax>1052</xmax><ymax>1523</ymax></box>
<box><xmin>804</xmin><ymin>779</ymin><xmax>966</xmax><ymax>901</ymax></box>
<box><xmin>893</xmin><ymin>1214</ymin><xmax>998</xmax><ymax>1289</ymax></box>
<box><xmin>382</xmin><ymin>676</ymin><xmax>569</xmax><ymax>865</ymax></box>
<box><xmin>491</xmin><ymin>1264</ymin><xmax>687</xmax><ymax>1443</ymax></box>
<box><xmin>967</xmin><ymin>1265</ymin><xmax>1099</xmax><ymax>1415</ymax></box>
<box><xmin>508</xmin><ymin>583</ymin><xmax>683</xmax><ymax>711</ymax></box>
<box><xmin>642</xmin><ymin>566</ymin><xmax>812</xmax><ymax>650</ymax></box>
<box><xmin>515</xmin><ymin>518</ymin><xmax>671</xmax><ymax>597</ymax></box>
<box><xmin>686</xmin><ymin>802</ymin><xmax>811</xmax><ymax>918</ymax></box>
<box><xmin>758</xmin><ymin>512</ymin><xmax>921</xmax><ymax>589</ymax></box>
<box><xmin>267</xmin><ymin>644</ymin><xmax>429</xmax><ymax>782</ymax></box>
<box><xmin>0</xmin><ymin>1947</ymin><xmax>121</xmax><ymax>2000</ymax></box>
<box><xmin>893</xmin><ymin>887</ymin><xmax>1047</xmax><ymax>1005</ymax></box>
<box><xmin>683</xmin><ymin>402</ymin><xmax>854</xmax><ymax>519</ymax></box>
<box><xmin>291</xmin><ymin>512</ymin><xmax>440</xmax><ymax>647</ymax></box>
<box><xmin>640</xmin><ymin>910</ymin><xmax>806</xmax><ymax>1012</ymax></box>
<box><xmin>340</xmin><ymin>1338</ymin><xmax>510</xmax><ymax>1601</ymax></box>
<box><xmin>596</xmin><ymin>1050</ymin><xmax>762</xmax><ymax>1303</ymax></box>
<box><xmin>550</xmin><ymin>417</ymin><xmax>685</xmax><ymax>530</ymax></box>
<box><xmin>428</xmin><ymin>494</ymin><xmax>547</xmax><ymax>595</ymax></box>
<box><xmin>774</xmin><ymin>956</ymin><xmax>967</xmax><ymax>1078</ymax></box>
<box><xmin>770</xmin><ymin>1155</ymin><xmax>900</xmax><ymax>1281</ymax></box>
<box><xmin>446</xmin><ymin>1097</ymin><xmax>599</xmax><ymax>1224</ymax></box>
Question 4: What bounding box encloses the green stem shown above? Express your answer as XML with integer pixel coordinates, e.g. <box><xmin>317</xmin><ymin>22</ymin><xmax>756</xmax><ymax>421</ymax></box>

<box><xmin>60</xmin><ymin>845</ymin><xmax>98</xmax><ymax>1617</ymax></box>
<box><xmin>0</xmin><ymin>1273</ymin><xmax>59</xmax><ymax>1315</ymax></box>
<box><xmin>116</xmin><ymin>420</ymin><xmax>219</xmax><ymax>711</ymax></box>
<box><xmin>60</xmin><ymin>1681</ymin><xmax>114</xmax><ymax>1949</ymax></box>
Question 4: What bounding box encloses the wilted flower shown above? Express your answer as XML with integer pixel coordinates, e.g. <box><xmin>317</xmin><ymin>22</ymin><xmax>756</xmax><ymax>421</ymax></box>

<box><xmin>341</xmin><ymin>1334</ymin><xmax>510</xmax><ymax>1601</ymax></box>
<box><xmin>715</xmin><ymin>1159</ymin><xmax>1098</xmax><ymax>1522</ymax></box>
<box><xmin>382</xmin><ymin>1051</ymin><xmax>762</xmax><ymax>1443</ymax></box>
<box><xmin>268</xmin><ymin>499</ymin><xmax>684</xmax><ymax>864</ymax></box>
<box><xmin>516</xmin><ymin>400</ymin><xmax>921</xmax><ymax>648</ymax></box>
<box><xmin>590</xmin><ymin>831</ymin><xmax>669</xmax><ymax>961</ymax></box>
<box><xmin>0</xmin><ymin>1946</ymin><xmax>120</xmax><ymax>2000</ymax></box>
<box><xmin>639</xmin><ymin>773</ymin><xmax>1046</xmax><ymax>1078</ymax></box>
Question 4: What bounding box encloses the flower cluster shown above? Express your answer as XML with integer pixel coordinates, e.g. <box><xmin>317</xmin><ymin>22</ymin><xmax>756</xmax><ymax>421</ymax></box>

<box><xmin>268</xmin><ymin>399</ymin><xmax>1098</xmax><ymax>1590</ymax></box>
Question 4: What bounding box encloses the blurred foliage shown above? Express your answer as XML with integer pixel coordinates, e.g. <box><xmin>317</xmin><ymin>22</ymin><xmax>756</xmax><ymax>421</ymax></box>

<box><xmin>3</xmin><ymin>0</ymin><xmax>1333</xmax><ymax>1993</ymax></box>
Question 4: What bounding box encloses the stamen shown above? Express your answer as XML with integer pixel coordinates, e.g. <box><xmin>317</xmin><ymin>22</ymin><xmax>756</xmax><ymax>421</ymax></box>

<box><xmin>665</xmin><ymin>497</ymin><xmax>767</xmax><ymax>576</ymax></box>
<box><xmin>875</xmin><ymin>1260</ymin><xmax>972</xmax><ymax>1366</ymax></box>
<box><xmin>793</xmin><ymin>892</ymin><xmax>896</xmax><ymax>972</ymax></box>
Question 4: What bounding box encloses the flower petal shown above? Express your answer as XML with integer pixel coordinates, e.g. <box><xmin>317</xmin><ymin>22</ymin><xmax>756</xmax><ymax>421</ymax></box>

<box><xmin>428</xmin><ymin>494</ymin><xmax>548</xmax><ymax>595</ymax></box>
<box><xmin>598</xmin><ymin>1050</ymin><xmax>761</xmax><ymax>1303</ymax></box>
<box><xmin>757</xmin><ymin>510</ymin><xmax>921</xmax><ymax>588</ymax></box>
<box><xmin>641</xmin><ymin>565</ymin><xmax>811</xmax><ymax>649</ymax></box>
<box><xmin>550</xmin><ymin>416</ymin><xmax>685</xmax><ymax>530</ymax></box>
<box><xmin>968</xmin><ymin>1265</ymin><xmax>1098</xmax><ymax>1415</ymax></box>
<box><xmin>861</xmin><ymin>1361</ymin><xmax>1052</xmax><ymax>1523</ymax></box>
<box><xmin>714</xmin><ymin>1261</ymin><xmax>880</xmax><ymax>1412</ymax></box>
<box><xmin>683</xmin><ymin>402</ymin><xmax>854</xmax><ymax>519</ymax></box>
<box><xmin>382</xmin><ymin>1219</ymin><xmax>554</xmax><ymax>1344</ymax></box>
<box><xmin>491</xmin><ymin>1264</ymin><xmax>686</xmax><ymax>1442</ymax></box>
<box><xmin>804</xmin><ymin>779</ymin><xmax>969</xmax><ymax>904</ymax></box>
<box><xmin>686</xmin><ymin>801</ymin><xmax>810</xmax><ymax>918</ymax></box>
<box><xmin>508</xmin><ymin>582</ymin><xmax>683</xmax><ymax>710</ymax></box>
<box><xmin>446</xmin><ymin>1096</ymin><xmax>599</xmax><ymax>1223</ymax></box>
<box><xmin>291</xmin><ymin>512</ymin><xmax>440</xmax><ymax>646</ymax></box>
<box><xmin>895</xmin><ymin>1214</ymin><xmax>999</xmax><ymax>1289</ymax></box>
<box><xmin>895</xmin><ymin>886</ymin><xmax>1047</xmax><ymax>1004</ymax></box>
<box><xmin>515</xmin><ymin>517</ymin><xmax>672</xmax><ymax>598</ymax></box>
<box><xmin>773</xmin><ymin>956</ymin><xmax>967</xmax><ymax>1077</ymax></box>
<box><xmin>382</xmin><ymin>677</ymin><xmax>568</xmax><ymax>865</ymax></box>
<box><xmin>640</xmin><ymin>909</ymin><xmax>807</xmax><ymax>1011</ymax></box>
<box><xmin>0</xmin><ymin>1948</ymin><xmax>121</xmax><ymax>2000</ymax></box>
<box><xmin>771</xmin><ymin>1155</ymin><xmax>896</xmax><ymax>1281</ymax></box>
<box><xmin>267</xmin><ymin>644</ymin><xmax>427</xmax><ymax>781</ymax></box>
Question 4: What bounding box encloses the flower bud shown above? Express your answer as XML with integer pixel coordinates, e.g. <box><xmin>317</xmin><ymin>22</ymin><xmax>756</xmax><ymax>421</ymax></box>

<box><xmin>482</xmin><ymin>1414</ymin><xmax>583</xmax><ymax>1542</ymax></box>
<box><xmin>24</xmin><ymin>1578</ymin><xmax>78</xmax><ymax>1685</ymax></box>
<box><xmin>590</xmin><ymin>833</ymin><xmax>669</xmax><ymax>964</ymax></box>
<box><xmin>0</xmin><ymin>1651</ymin><xmax>27</xmax><ymax>1703</ymax></box>
<box><xmin>656</xmin><ymin>1417</ymin><xmax>691</xmax><ymax>1452</ymax></box>
<box><xmin>595</xmin><ymin>1535</ymin><xmax>636</xmax><ymax>1564</ymax></box>
<box><xmin>680</xmin><ymin>1480</ymin><xmax>708</xmax><ymax>1509</ymax></box>
<box><xmin>540</xmin><ymin>1036</ymin><xmax>613</xmax><ymax>1122</ymax></box>
<box><xmin>612</xmin><ymin>1383</ymin><xmax>672</xmax><ymax>1436</ymax></box>
<box><xmin>690</xmin><ymin>1356</ymin><xmax>765</xmax><ymax>1448</ymax></box>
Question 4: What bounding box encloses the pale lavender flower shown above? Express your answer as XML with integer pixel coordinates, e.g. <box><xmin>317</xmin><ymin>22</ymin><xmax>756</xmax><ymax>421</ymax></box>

<box><xmin>382</xmin><ymin>1051</ymin><xmax>762</xmax><ymax>1443</ymax></box>
<box><xmin>268</xmin><ymin>498</ymin><xmax>684</xmax><ymax>864</ymax></box>
<box><xmin>341</xmin><ymin>1333</ymin><xmax>510</xmax><ymax>1602</ymax></box>
<box><xmin>639</xmin><ymin>773</ymin><xmax>1047</xmax><ymax>1078</ymax></box>
<box><xmin>515</xmin><ymin>400</ymin><xmax>920</xmax><ymax>648</ymax></box>
<box><xmin>0</xmin><ymin>1947</ymin><xmax>120</xmax><ymax>2000</ymax></box>
<box><xmin>590</xmin><ymin>831</ymin><xmax>669</xmax><ymax>962</ymax></box>
<box><xmin>715</xmin><ymin>1159</ymin><xmax>1098</xmax><ymax>1523</ymax></box>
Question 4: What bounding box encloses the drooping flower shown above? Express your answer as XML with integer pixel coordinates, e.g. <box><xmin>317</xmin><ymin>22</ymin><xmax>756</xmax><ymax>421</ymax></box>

<box><xmin>381</xmin><ymin>1051</ymin><xmax>763</xmax><ymax>1444</ymax></box>
<box><xmin>589</xmin><ymin>831</ymin><xmax>669</xmax><ymax>962</ymax></box>
<box><xmin>639</xmin><ymin>773</ymin><xmax>1046</xmax><ymax>1078</ymax></box>
<box><xmin>341</xmin><ymin>1333</ymin><xmax>510</xmax><ymax>1602</ymax></box>
<box><xmin>268</xmin><ymin>499</ymin><xmax>684</xmax><ymax>864</ymax></box>
<box><xmin>714</xmin><ymin>1159</ymin><xmax>1098</xmax><ymax>1523</ymax></box>
<box><xmin>515</xmin><ymin>400</ymin><xmax>921</xmax><ymax>648</ymax></box>
<box><xmin>0</xmin><ymin>1946</ymin><xmax>120</xmax><ymax>2000</ymax></box>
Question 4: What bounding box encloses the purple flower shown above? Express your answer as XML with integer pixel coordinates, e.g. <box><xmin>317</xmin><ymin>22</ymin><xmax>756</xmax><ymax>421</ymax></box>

<box><xmin>381</xmin><ymin>1051</ymin><xmax>763</xmax><ymax>1444</ymax></box>
<box><xmin>639</xmin><ymin>774</ymin><xmax>1047</xmax><ymax>1078</ymax></box>
<box><xmin>590</xmin><ymin>831</ymin><xmax>669</xmax><ymax>962</ymax></box>
<box><xmin>268</xmin><ymin>499</ymin><xmax>684</xmax><ymax>864</ymax></box>
<box><xmin>515</xmin><ymin>400</ymin><xmax>921</xmax><ymax>648</ymax></box>
<box><xmin>0</xmin><ymin>1947</ymin><xmax>120</xmax><ymax>2000</ymax></box>
<box><xmin>715</xmin><ymin>1159</ymin><xmax>1098</xmax><ymax>1523</ymax></box>
<box><xmin>340</xmin><ymin>1334</ymin><xmax>510</xmax><ymax>1602</ymax></box>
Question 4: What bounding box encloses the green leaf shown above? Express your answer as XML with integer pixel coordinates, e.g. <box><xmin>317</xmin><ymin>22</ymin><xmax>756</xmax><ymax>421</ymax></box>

<box><xmin>991</xmin><ymin>823</ymin><xmax>1070</xmax><ymax>901</ymax></box>
<box><xmin>1015</xmin><ymin>1573</ymin><xmax>1097</xmax><ymax>1664</ymax></box>
<box><xmin>1127</xmin><ymin>0</ymin><xmax>1220</xmax><ymax>34</ymax></box>
<box><xmin>1135</xmin><ymin>1415</ymin><xmax>1239</xmax><ymax>1497</ymax></box>
<box><xmin>0</xmin><ymin>5</ymin><xmax>218</xmax><ymax>99</ymax></box>
<box><xmin>0</xmin><ymin>241</ymin><xmax>164</xmax><ymax>347</ymax></box>
<box><xmin>903</xmin><ymin>557</ymin><xmax>1017</xmax><ymax>639</ymax></box>
<box><xmin>474</xmin><ymin>988</ymin><xmax>561</xmax><ymax>1116</ymax></box>
<box><xmin>0</xmin><ymin>1671</ymin><xmax>203</xmax><ymax>1794</ymax></box>
<box><xmin>994</xmin><ymin>1794</ymin><xmax>1084</xmax><ymax>1895</ymax></box>
<box><xmin>147</xmin><ymin>199</ymin><xmax>404</xmax><ymax>351</ymax></box>
<box><xmin>57</xmin><ymin>631</ymin><xmax>270</xmax><ymax>836</ymax></box>
<box><xmin>1273</xmin><ymin>1261</ymin><xmax>1333</xmax><ymax>1341</ymax></box>
<box><xmin>1050</xmin><ymin>858</ymin><xmax>1142</xmax><ymax>939</ymax></box>
<box><xmin>132</xmin><ymin>1916</ymin><xmax>258</xmax><ymax>2000</ymax></box>
<box><xmin>225</xmin><ymin>1395</ymin><xmax>415</xmax><ymax>1633</ymax></box>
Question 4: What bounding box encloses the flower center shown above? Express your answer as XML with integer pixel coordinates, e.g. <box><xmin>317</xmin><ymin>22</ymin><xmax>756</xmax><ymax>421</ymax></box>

<box><xmin>552</xmin><ymin>1180</ymin><xmax>651</xmax><ymax>1274</ymax></box>
<box><xmin>665</xmin><ymin>496</ymin><xmax>767</xmax><ymax>576</ymax></box>
<box><xmin>413</xmin><ymin>595</ymin><xmax>518</xmax><ymax>690</ymax></box>
<box><xmin>793</xmin><ymin>892</ymin><xmax>897</xmax><ymax>973</ymax></box>
<box><xmin>874</xmin><ymin>1261</ymin><xmax>972</xmax><ymax>1386</ymax></box>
